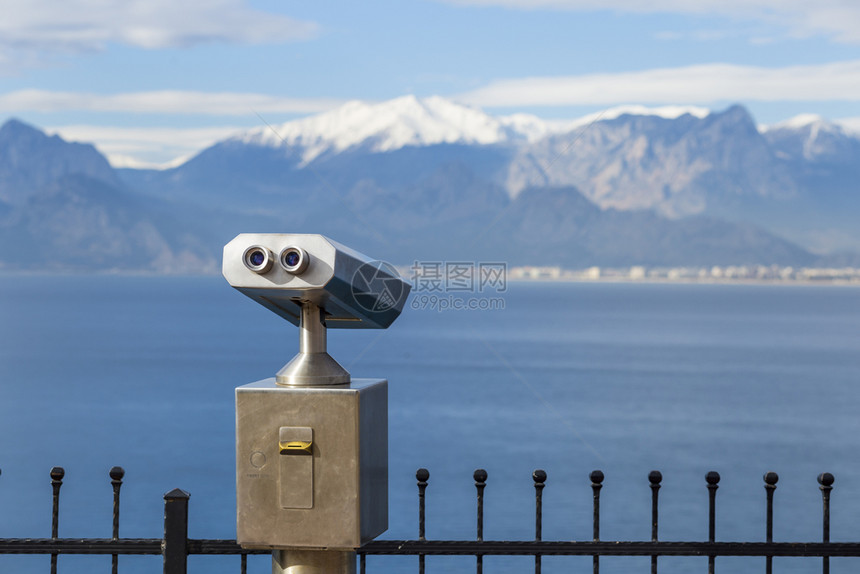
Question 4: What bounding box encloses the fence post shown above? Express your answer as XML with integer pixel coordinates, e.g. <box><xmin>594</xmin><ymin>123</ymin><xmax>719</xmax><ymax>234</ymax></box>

<box><xmin>50</xmin><ymin>467</ymin><xmax>65</xmax><ymax>574</ymax></box>
<box><xmin>706</xmin><ymin>471</ymin><xmax>720</xmax><ymax>574</ymax></box>
<box><xmin>649</xmin><ymin>471</ymin><xmax>662</xmax><ymax>574</ymax></box>
<box><xmin>474</xmin><ymin>469</ymin><xmax>487</xmax><ymax>574</ymax></box>
<box><xmin>764</xmin><ymin>472</ymin><xmax>778</xmax><ymax>574</ymax></box>
<box><xmin>417</xmin><ymin>469</ymin><xmax>429</xmax><ymax>574</ymax></box>
<box><xmin>163</xmin><ymin>488</ymin><xmax>190</xmax><ymax>574</ymax></box>
<box><xmin>819</xmin><ymin>473</ymin><xmax>834</xmax><ymax>574</ymax></box>
<box><xmin>110</xmin><ymin>467</ymin><xmax>124</xmax><ymax>574</ymax></box>
<box><xmin>533</xmin><ymin>470</ymin><xmax>546</xmax><ymax>574</ymax></box>
<box><xmin>590</xmin><ymin>470</ymin><xmax>604</xmax><ymax>574</ymax></box>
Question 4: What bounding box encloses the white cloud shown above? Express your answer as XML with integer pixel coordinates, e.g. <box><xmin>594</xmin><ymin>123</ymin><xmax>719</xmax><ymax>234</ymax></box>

<box><xmin>46</xmin><ymin>125</ymin><xmax>247</xmax><ymax>168</ymax></box>
<box><xmin>0</xmin><ymin>0</ymin><xmax>316</xmax><ymax>56</ymax></box>
<box><xmin>0</xmin><ymin>90</ymin><xmax>345</xmax><ymax>115</ymax></box>
<box><xmin>459</xmin><ymin>60</ymin><xmax>860</xmax><ymax>108</ymax></box>
<box><xmin>442</xmin><ymin>0</ymin><xmax>860</xmax><ymax>44</ymax></box>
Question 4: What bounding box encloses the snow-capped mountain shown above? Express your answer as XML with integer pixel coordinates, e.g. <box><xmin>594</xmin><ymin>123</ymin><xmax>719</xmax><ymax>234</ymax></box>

<box><xmin>233</xmin><ymin>95</ymin><xmax>558</xmax><ymax>165</ymax></box>
<box><xmin>216</xmin><ymin>96</ymin><xmax>803</xmax><ymax>218</ymax></box>
<box><xmin>222</xmin><ymin>97</ymin><xmax>860</xmax><ymax>219</ymax></box>
<box><xmin>228</xmin><ymin>96</ymin><xmax>720</xmax><ymax>168</ymax></box>
<box><xmin>762</xmin><ymin>114</ymin><xmax>860</xmax><ymax>164</ymax></box>
<box><xmin>564</xmin><ymin>104</ymin><xmax>710</xmax><ymax>130</ymax></box>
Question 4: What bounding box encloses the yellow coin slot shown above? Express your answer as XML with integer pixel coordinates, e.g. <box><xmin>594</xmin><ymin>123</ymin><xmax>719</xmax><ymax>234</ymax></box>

<box><xmin>279</xmin><ymin>440</ymin><xmax>313</xmax><ymax>454</ymax></box>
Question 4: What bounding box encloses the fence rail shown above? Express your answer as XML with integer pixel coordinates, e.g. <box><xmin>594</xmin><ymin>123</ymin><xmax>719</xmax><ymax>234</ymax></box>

<box><xmin>0</xmin><ymin>466</ymin><xmax>855</xmax><ymax>574</ymax></box>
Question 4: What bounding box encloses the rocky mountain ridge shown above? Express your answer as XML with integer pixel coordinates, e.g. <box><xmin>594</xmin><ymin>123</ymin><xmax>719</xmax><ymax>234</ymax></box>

<box><xmin>1</xmin><ymin>97</ymin><xmax>858</xmax><ymax>272</ymax></box>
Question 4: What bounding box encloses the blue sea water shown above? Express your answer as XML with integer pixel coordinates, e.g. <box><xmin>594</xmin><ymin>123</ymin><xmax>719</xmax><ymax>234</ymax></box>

<box><xmin>1</xmin><ymin>276</ymin><xmax>859</xmax><ymax>574</ymax></box>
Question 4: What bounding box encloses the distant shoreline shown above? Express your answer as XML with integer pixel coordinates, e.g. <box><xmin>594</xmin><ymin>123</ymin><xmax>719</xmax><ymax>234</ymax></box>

<box><xmin>506</xmin><ymin>265</ymin><xmax>860</xmax><ymax>287</ymax></box>
<box><xmin>508</xmin><ymin>276</ymin><xmax>860</xmax><ymax>287</ymax></box>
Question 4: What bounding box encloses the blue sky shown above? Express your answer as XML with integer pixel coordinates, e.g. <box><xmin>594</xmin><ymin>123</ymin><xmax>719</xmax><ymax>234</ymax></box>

<box><xmin>1</xmin><ymin>0</ymin><xmax>859</xmax><ymax>166</ymax></box>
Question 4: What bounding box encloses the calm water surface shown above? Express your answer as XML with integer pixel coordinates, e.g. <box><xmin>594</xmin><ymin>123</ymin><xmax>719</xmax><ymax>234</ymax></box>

<box><xmin>1</xmin><ymin>277</ymin><xmax>859</xmax><ymax>574</ymax></box>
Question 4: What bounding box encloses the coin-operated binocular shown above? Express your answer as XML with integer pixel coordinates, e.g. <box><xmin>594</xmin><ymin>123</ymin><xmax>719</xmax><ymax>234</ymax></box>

<box><xmin>223</xmin><ymin>233</ymin><xmax>410</xmax><ymax>574</ymax></box>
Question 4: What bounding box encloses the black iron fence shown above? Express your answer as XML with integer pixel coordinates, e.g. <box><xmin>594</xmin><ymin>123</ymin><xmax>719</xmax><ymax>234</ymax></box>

<box><xmin>359</xmin><ymin>469</ymin><xmax>855</xmax><ymax>574</ymax></box>
<box><xmin>0</xmin><ymin>467</ymin><xmax>267</xmax><ymax>574</ymax></box>
<box><xmin>0</xmin><ymin>466</ymin><xmax>857</xmax><ymax>574</ymax></box>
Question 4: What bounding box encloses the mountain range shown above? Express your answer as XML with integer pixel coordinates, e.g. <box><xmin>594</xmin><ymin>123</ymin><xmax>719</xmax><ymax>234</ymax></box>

<box><xmin>1</xmin><ymin>96</ymin><xmax>859</xmax><ymax>273</ymax></box>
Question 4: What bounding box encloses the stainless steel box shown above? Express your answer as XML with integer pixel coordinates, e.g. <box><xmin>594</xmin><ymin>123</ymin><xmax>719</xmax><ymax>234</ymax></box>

<box><xmin>236</xmin><ymin>378</ymin><xmax>388</xmax><ymax>549</ymax></box>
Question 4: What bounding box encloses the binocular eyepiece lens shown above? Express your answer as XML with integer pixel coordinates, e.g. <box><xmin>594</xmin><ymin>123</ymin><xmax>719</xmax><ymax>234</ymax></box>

<box><xmin>242</xmin><ymin>244</ymin><xmax>310</xmax><ymax>275</ymax></box>
<box><xmin>250</xmin><ymin>251</ymin><xmax>266</xmax><ymax>267</ymax></box>
<box><xmin>280</xmin><ymin>246</ymin><xmax>310</xmax><ymax>274</ymax></box>
<box><xmin>242</xmin><ymin>246</ymin><xmax>274</xmax><ymax>273</ymax></box>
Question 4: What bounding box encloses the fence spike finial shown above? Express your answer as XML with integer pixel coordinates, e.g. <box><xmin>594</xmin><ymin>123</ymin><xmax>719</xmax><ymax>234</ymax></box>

<box><xmin>416</xmin><ymin>468</ymin><xmax>429</xmax><ymax>484</ymax></box>
<box><xmin>50</xmin><ymin>467</ymin><xmax>65</xmax><ymax>482</ymax></box>
<box><xmin>110</xmin><ymin>466</ymin><xmax>125</xmax><ymax>482</ymax></box>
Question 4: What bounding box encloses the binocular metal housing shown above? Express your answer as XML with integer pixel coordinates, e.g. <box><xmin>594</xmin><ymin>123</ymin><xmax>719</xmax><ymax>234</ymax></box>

<box><xmin>225</xmin><ymin>233</ymin><xmax>409</xmax><ymax>555</ymax></box>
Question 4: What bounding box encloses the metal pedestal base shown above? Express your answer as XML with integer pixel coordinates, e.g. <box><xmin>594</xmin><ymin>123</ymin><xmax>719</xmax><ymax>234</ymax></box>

<box><xmin>272</xmin><ymin>549</ymin><xmax>356</xmax><ymax>574</ymax></box>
